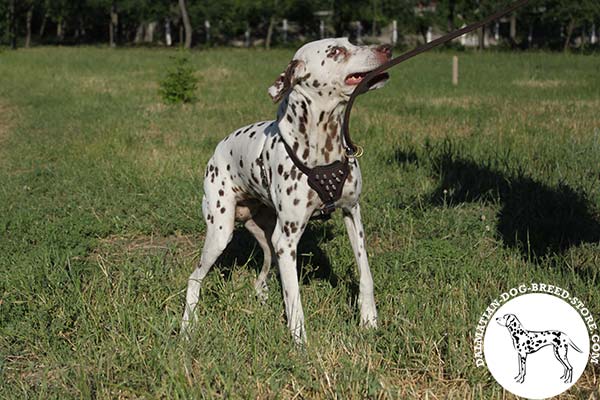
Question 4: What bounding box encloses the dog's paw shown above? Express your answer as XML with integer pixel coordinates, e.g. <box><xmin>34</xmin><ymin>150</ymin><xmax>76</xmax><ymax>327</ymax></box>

<box><xmin>254</xmin><ymin>280</ymin><xmax>269</xmax><ymax>303</ymax></box>
<box><xmin>360</xmin><ymin>316</ymin><xmax>378</xmax><ymax>329</ymax></box>
<box><xmin>256</xmin><ymin>289</ymin><xmax>269</xmax><ymax>303</ymax></box>
<box><xmin>359</xmin><ymin>300</ymin><xmax>378</xmax><ymax>329</ymax></box>
<box><xmin>180</xmin><ymin>320</ymin><xmax>193</xmax><ymax>340</ymax></box>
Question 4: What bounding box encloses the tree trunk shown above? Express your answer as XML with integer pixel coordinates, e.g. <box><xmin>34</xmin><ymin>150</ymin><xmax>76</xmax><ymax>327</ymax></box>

<box><xmin>265</xmin><ymin>16</ymin><xmax>275</xmax><ymax>49</ymax></box>
<box><xmin>165</xmin><ymin>18</ymin><xmax>172</xmax><ymax>46</ymax></box>
<box><xmin>109</xmin><ymin>1</ymin><xmax>118</xmax><ymax>47</ymax></box>
<box><xmin>505</xmin><ymin>13</ymin><xmax>518</xmax><ymax>48</ymax></box>
<box><xmin>57</xmin><ymin>16</ymin><xmax>64</xmax><ymax>43</ymax></box>
<box><xmin>145</xmin><ymin>21</ymin><xmax>157</xmax><ymax>43</ymax></box>
<box><xmin>178</xmin><ymin>0</ymin><xmax>192</xmax><ymax>49</ymax></box>
<box><xmin>77</xmin><ymin>16</ymin><xmax>85</xmax><ymax>43</ymax></box>
<box><xmin>447</xmin><ymin>0</ymin><xmax>455</xmax><ymax>32</ymax></box>
<box><xmin>580</xmin><ymin>24</ymin><xmax>586</xmax><ymax>48</ymax></box>
<box><xmin>8</xmin><ymin>0</ymin><xmax>17</xmax><ymax>49</ymax></box>
<box><xmin>419</xmin><ymin>26</ymin><xmax>427</xmax><ymax>44</ymax></box>
<box><xmin>527</xmin><ymin>24</ymin><xmax>533</xmax><ymax>48</ymax></box>
<box><xmin>564</xmin><ymin>18</ymin><xmax>575</xmax><ymax>52</ymax></box>
<box><xmin>25</xmin><ymin>6</ymin><xmax>33</xmax><ymax>48</ymax></box>
<box><xmin>40</xmin><ymin>11</ymin><xmax>49</xmax><ymax>37</ymax></box>
<box><xmin>135</xmin><ymin>23</ymin><xmax>144</xmax><ymax>44</ymax></box>
<box><xmin>510</xmin><ymin>13</ymin><xmax>516</xmax><ymax>40</ymax></box>
<box><xmin>478</xmin><ymin>26</ymin><xmax>485</xmax><ymax>50</ymax></box>
<box><xmin>371</xmin><ymin>0</ymin><xmax>377</xmax><ymax>36</ymax></box>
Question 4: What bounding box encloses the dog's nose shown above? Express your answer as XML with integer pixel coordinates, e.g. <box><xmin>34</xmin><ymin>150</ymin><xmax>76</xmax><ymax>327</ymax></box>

<box><xmin>375</xmin><ymin>44</ymin><xmax>392</xmax><ymax>59</ymax></box>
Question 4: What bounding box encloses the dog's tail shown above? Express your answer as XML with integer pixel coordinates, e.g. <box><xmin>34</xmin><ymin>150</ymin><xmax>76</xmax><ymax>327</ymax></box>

<box><xmin>569</xmin><ymin>338</ymin><xmax>583</xmax><ymax>353</ymax></box>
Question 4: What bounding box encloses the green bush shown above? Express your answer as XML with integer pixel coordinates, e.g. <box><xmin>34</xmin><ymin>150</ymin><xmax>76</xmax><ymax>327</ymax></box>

<box><xmin>159</xmin><ymin>55</ymin><xmax>198</xmax><ymax>104</ymax></box>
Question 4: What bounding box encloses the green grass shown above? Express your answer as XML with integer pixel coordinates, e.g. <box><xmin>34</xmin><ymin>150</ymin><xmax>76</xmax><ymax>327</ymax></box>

<box><xmin>1</xmin><ymin>46</ymin><xmax>599</xmax><ymax>399</ymax></box>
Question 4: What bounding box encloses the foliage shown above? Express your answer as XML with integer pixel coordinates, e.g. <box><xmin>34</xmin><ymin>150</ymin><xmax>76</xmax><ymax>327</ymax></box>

<box><xmin>1</xmin><ymin>0</ymin><xmax>600</xmax><ymax>50</ymax></box>
<box><xmin>159</xmin><ymin>54</ymin><xmax>198</xmax><ymax>104</ymax></box>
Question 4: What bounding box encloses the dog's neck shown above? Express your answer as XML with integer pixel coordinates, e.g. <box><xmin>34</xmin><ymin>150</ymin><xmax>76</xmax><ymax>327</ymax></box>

<box><xmin>506</xmin><ymin>322</ymin><xmax>522</xmax><ymax>333</ymax></box>
<box><xmin>506</xmin><ymin>322</ymin><xmax>525</xmax><ymax>345</ymax></box>
<box><xmin>277</xmin><ymin>89</ymin><xmax>347</xmax><ymax>168</ymax></box>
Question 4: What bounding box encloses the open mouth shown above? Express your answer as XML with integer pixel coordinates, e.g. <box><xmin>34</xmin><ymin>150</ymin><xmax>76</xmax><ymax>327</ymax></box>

<box><xmin>344</xmin><ymin>71</ymin><xmax>390</xmax><ymax>86</ymax></box>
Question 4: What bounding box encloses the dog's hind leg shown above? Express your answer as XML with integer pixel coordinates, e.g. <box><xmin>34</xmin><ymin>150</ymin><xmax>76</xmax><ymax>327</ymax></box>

<box><xmin>342</xmin><ymin>203</ymin><xmax>377</xmax><ymax>328</ymax></box>
<box><xmin>553</xmin><ymin>347</ymin><xmax>569</xmax><ymax>380</ymax></box>
<box><xmin>181</xmin><ymin>175</ymin><xmax>236</xmax><ymax>337</ymax></box>
<box><xmin>556</xmin><ymin>346</ymin><xmax>573</xmax><ymax>383</ymax></box>
<box><xmin>244</xmin><ymin>207</ymin><xmax>276</xmax><ymax>302</ymax></box>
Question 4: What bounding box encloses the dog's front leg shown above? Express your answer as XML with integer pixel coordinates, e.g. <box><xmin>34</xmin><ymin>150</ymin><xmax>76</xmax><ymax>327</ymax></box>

<box><xmin>515</xmin><ymin>354</ymin><xmax>522</xmax><ymax>380</ymax></box>
<box><xmin>272</xmin><ymin>216</ymin><xmax>307</xmax><ymax>344</ymax></box>
<box><xmin>343</xmin><ymin>203</ymin><xmax>377</xmax><ymax>328</ymax></box>
<box><xmin>516</xmin><ymin>353</ymin><xmax>527</xmax><ymax>383</ymax></box>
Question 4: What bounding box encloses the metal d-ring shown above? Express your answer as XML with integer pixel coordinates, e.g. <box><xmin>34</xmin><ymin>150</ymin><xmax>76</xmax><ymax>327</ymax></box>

<box><xmin>346</xmin><ymin>145</ymin><xmax>364</xmax><ymax>159</ymax></box>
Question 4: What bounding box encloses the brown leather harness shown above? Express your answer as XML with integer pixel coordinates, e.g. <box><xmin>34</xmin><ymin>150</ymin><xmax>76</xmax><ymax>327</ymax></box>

<box><xmin>282</xmin><ymin>139</ymin><xmax>350</xmax><ymax>220</ymax></box>
<box><xmin>282</xmin><ymin>0</ymin><xmax>530</xmax><ymax>219</ymax></box>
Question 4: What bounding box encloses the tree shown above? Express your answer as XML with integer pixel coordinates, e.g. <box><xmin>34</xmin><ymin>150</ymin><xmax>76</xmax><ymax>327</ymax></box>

<box><xmin>109</xmin><ymin>1</ymin><xmax>118</xmax><ymax>47</ymax></box>
<box><xmin>38</xmin><ymin>0</ymin><xmax>49</xmax><ymax>39</ymax></box>
<box><xmin>179</xmin><ymin>0</ymin><xmax>192</xmax><ymax>48</ymax></box>
<box><xmin>264</xmin><ymin>0</ymin><xmax>284</xmax><ymax>49</ymax></box>
<box><xmin>544</xmin><ymin>0</ymin><xmax>600</xmax><ymax>51</ymax></box>
<box><xmin>7</xmin><ymin>0</ymin><xmax>17</xmax><ymax>49</ymax></box>
<box><xmin>25</xmin><ymin>2</ymin><xmax>33</xmax><ymax>48</ymax></box>
<box><xmin>2</xmin><ymin>0</ymin><xmax>598</xmax><ymax>50</ymax></box>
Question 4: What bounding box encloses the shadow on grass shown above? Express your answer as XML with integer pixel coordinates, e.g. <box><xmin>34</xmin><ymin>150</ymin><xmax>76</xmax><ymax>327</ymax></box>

<box><xmin>393</xmin><ymin>144</ymin><xmax>600</xmax><ymax>263</ymax></box>
<box><xmin>215</xmin><ymin>223</ymin><xmax>339</xmax><ymax>288</ymax></box>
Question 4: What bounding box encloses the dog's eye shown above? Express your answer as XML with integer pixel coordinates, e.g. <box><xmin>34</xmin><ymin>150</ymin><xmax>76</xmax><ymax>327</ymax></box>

<box><xmin>328</xmin><ymin>46</ymin><xmax>346</xmax><ymax>58</ymax></box>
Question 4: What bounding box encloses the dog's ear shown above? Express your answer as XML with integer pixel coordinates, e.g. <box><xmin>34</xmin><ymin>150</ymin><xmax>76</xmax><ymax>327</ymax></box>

<box><xmin>268</xmin><ymin>59</ymin><xmax>304</xmax><ymax>103</ymax></box>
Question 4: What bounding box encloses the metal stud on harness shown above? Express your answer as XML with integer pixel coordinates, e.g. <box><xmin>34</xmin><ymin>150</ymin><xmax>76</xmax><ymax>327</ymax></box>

<box><xmin>283</xmin><ymin>0</ymin><xmax>530</xmax><ymax>219</ymax></box>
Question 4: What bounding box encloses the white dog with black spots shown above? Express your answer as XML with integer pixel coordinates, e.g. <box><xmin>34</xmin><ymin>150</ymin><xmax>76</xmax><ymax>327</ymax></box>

<box><xmin>181</xmin><ymin>38</ymin><xmax>392</xmax><ymax>344</ymax></box>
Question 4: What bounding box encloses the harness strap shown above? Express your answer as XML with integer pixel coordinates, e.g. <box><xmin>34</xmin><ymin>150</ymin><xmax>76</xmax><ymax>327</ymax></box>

<box><xmin>282</xmin><ymin>139</ymin><xmax>349</xmax><ymax>219</ymax></box>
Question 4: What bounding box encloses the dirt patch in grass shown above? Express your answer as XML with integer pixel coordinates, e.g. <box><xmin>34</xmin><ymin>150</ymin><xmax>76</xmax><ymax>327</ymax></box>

<box><xmin>489</xmin><ymin>98</ymin><xmax>600</xmax><ymax>136</ymax></box>
<box><xmin>0</xmin><ymin>99</ymin><xmax>18</xmax><ymax>144</ymax></box>
<box><xmin>408</xmin><ymin>95</ymin><xmax>481</xmax><ymax>109</ymax></box>
<box><xmin>1</xmin><ymin>352</ymin><xmax>75</xmax><ymax>396</ymax></box>
<box><xmin>195</xmin><ymin>66</ymin><xmax>234</xmax><ymax>83</ymax></box>
<box><xmin>79</xmin><ymin>76</ymin><xmax>113</xmax><ymax>94</ymax></box>
<box><xmin>144</xmin><ymin>102</ymin><xmax>169</xmax><ymax>114</ymax></box>
<box><xmin>143</xmin><ymin>97</ymin><xmax>232</xmax><ymax>116</ymax></box>
<box><xmin>91</xmin><ymin>232</ymin><xmax>203</xmax><ymax>265</ymax></box>
<box><xmin>512</xmin><ymin>79</ymin><xmax>567</xmax><ymax>89</ymax></box>
<box><xmin>182</xmin><ymin>338</ymin><xmax>599</xmax><ymax>399</ymax></box>
<box><xmin>0</xmin><ymin>99</ymin><xmax>19</xmax><ymax>168</ymax></box>
<box><xmin>367</xmin><ymin>112</ymin><xmax>475</xmax><ymax>139</ymax></box>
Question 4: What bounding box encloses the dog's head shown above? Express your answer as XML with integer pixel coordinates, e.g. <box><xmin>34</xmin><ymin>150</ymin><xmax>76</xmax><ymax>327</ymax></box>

<box><xmin>268</xmin><ymin>37</ymin><xmax>392</xmax><ymax>103</ymax></box>
<box><xmin>496</xmin><ymin>313</ymin><xmax>520</xmax><ymax>328</ymax></box>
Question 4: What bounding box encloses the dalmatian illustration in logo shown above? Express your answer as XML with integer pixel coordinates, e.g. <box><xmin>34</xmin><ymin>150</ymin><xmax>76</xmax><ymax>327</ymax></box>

<box><xmin>496</xmin><ymin>314</ymin><xmax>583</xmax><ymax>383</ymax></box>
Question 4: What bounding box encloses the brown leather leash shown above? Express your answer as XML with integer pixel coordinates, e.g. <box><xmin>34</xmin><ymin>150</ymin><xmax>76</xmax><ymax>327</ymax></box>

<box><xmin>284</xmin><ymin>0</ymin><xmax>530</xmax><ymax>220</ymax></box>
<box><xmin>341</xmin><ymin>0</ymin><xmax>530</xmax><ymax>156</ymax></box>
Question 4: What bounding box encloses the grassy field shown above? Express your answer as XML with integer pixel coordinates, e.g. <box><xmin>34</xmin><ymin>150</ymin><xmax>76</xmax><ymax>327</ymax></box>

<box><xmin>0</xmin><ymin>46</ymin><xmax>599</xmax><ymax>399</ymax></box>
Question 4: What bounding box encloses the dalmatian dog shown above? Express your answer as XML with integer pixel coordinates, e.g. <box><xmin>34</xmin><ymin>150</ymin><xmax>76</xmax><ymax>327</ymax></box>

<box><xmin>496</xmin><ymin>314</ymin><xmax>583</xmax><ymax>383</ymax></box>
<box><xmin>181</xmin><ymin>38</ymin><xmax>392</xmax><ymax>343</ymax></box>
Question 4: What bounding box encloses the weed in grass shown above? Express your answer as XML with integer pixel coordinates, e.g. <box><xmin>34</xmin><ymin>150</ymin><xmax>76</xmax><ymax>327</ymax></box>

<box><xmin>159</xmin><ymin>55</ymin><xmax>199</xmax><ymax>104</ymax></box>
